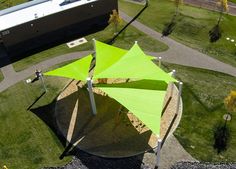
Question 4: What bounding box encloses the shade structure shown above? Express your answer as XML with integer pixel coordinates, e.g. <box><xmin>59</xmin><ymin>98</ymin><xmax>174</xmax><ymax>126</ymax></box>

<box><xmin>93</xmin><ymin>41</ymin><xmax>127</xmax><ymax>76</ymax></box>
<box><xmin>45</xmin><ymin>54</ymin><xmax>93</xmax><ymax>81</ymax></box>
<box><xmin>45</xmin><ymin>40</ymin><xmax>177</xmax><ymax>136</ymax></box>
<box><xmin>93</xmin><ymin>42</ymin><xmax>175</xmax><ymax>83</ymax></box>
<box><xmin>96</xmin><ymin>80</ymin><xmax>168</xmax><ymax>135</ymax></box>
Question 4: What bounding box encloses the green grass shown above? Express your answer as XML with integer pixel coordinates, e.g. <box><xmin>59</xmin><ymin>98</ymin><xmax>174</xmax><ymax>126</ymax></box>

<box><xmin>119</xmin><ymin>0</ymin><xmax>236</xmax><ymax>67</ymax></box>
<box><xmin>0</xmin><ymin>70</ymin><xmax>3</xmax><ymax>82</ymax></box>
<box><xmin>12</xmin><ymin>23</ymin><xmax>168</xmax><ymax>72</ymax></box>
<box><xmin>229</xmin><ymin>0</ymin><xmax>236</xmax><ymax>3</ymax></box>
<box><xmin>0</xmin><ymin>0</ymin><xmax>27</xmax><ymax>10</ymax></box>
<box><xmin>0</xmin><ymin>63</ymin><xmax>73</xmax><ymax>168</ymax></box>
<box><xmin>161</xmin><ymin>63</ymin><xmax>236</xmax><ymax>162</ymax></box>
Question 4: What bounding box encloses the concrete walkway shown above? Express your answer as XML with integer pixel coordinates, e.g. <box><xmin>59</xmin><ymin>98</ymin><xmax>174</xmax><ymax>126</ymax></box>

<box><xmin>1</xmin><ymin>13</ymin><xmax>236</xmax><ymax>92</ymax></box>
<box><xmin>0</xmin><ymin>51</ymin><xmax>91</xmax><ymax>92</ymax></box>
<box><xmin>184</xmin><ymin>0</ymin><xmax>236</xmax><ymax>16</ymax></box>
<box><xmin>0</xmin><ymin>10</ymin><xmax>236</xmax><ymax>168</ymax></box>
<box><xmin>120</xmin><ymin>11</ymin><xmax>236</xmax><ymax>77</ymax></box>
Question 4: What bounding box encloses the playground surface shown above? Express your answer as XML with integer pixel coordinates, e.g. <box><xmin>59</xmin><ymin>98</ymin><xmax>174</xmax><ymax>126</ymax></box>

<box><xmin>55</xmin><ymin>79</ymin><xmax>182</xmax><ymax>158</ymax></box>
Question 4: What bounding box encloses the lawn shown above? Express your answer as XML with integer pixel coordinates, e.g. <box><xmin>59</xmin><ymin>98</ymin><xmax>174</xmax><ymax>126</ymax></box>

<box><xmin>0</xmin><ymin>70</ymin><xmax>3</xmax><ymax>82</ymax></box>
<box><xmin>0</xmin><ymin>63</ymin><xmax>73</xmax><ymax>168</ymax></box>
<box><xmin>12</xmin><ymin>23</ymin><xmax>168</xmax><ymax>72</ymax></box>
<box><xmin>119</xmin><ymin>0</ymin><xmax>236</xmax><ymax>67</ymax></box>
<box><xmin>0</xmin><ymin>0</ymin><xmax>27</xmax><ymax>10</ymax></box>
<box><xmin>229</xmin><ymin>0</ymin><xmax>236</xmax><ymax>3</ymax></box>
<box><xmin>161</xmin><ymin>62</ymin><xmax>236</xmax><ymax>162</ymax></box>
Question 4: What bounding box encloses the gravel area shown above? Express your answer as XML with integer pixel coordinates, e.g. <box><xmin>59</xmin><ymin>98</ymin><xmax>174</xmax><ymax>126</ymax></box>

<box><xmin>171</xmin><ymin>161</ymin><xmax>236</xmax><ymax>169</ymax></box>
<box><xmin>42</xmin><ymin>152</ymin><xmax>152</xmax><ymax>169</ymax></box>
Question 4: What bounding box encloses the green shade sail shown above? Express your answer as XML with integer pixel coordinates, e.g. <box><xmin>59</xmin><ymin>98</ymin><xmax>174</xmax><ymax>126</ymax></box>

<box><xmin>93</xmin><ymin>43</ymin><xmax>176</xmax><ymax>83</ymax></box>
<box><xmin>93</xmin><ymin>41</ymin><xmax>127</xmax><ymax>76</ymax></box>
<box><xmin>96</xmin><ymin>80</ymin><xmax>167</xmax><ymax>135</ymax></box>
<box><xmin>45</xmin><ymin>55</ymin><xmax>93</xmax><ymax>81</ymax></box>
<box><xmin>45</xmin><ymin>40</ymin><xmax>177</xmax><ymax>135</ymax></box>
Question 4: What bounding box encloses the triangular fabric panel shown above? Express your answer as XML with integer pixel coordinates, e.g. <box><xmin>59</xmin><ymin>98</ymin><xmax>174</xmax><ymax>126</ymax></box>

<box><xmin>96</xmin><ymin>79</ymin><xmax>168</xmax><ymax>91</ymax></box>
<box><xmin>93</xmin><ymin>41</ymin><xmax>127</xmax><ymax>76</ymax></box>
<box><xmin>93</xmin><ymin>43</ymin><xmax>176</xmax><ymax>83</ymax></box>
<box><xmin>45</xmin><ymin>55</ymin><xmax>92</xmax><ymax>81</ymax></box>
<box><xmin>97</xmin><ymin>86</ymin><xmax>166</xmax><ymax>135</ymax></box>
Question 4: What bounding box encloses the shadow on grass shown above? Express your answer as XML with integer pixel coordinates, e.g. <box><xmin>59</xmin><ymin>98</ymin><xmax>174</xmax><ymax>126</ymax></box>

<box><xmin>27</xmin><ymin>91</ymin><xmax>46</xmax><ymax>110</ymax></box>
<box><xmin>30</xmin><ymin>85</ymin><xmax>155</xmax><ymax>169</ymax></box>
<box><xmin>162</xmin><ymin>15</ymin><xmax>177</xmax><ymax>37</ymax></box>
<box><xmin>213</xmin><ymin>121</ymin><xmax>231</xmax><ymax>154</ymax></box>
<box><xmin>209</xmin><ymin>24</ymin><xmax>222</xmax><ymax>43</ymax></box>
<box><xmin>30</xmin><ymin>100</ymin><xmax>68</xmax><ymax>147</ymax></box>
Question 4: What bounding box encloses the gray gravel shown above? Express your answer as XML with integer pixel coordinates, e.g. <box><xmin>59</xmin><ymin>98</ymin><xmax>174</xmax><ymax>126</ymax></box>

<box><xmin>42</xmin><ymin>152</ymin><xmax>152</xmax><ymax>169</ymax></box>
<box><xmin>171</xmin><ymin>161</ymin><xmax>236</xmax><ymax>169</ymax></box>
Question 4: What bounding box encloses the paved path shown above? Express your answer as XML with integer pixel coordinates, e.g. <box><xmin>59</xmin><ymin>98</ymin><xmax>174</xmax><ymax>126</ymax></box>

<box><xmin>120</xmin><ymin>11</ymin><xmax>236</xmax><ymax>77</ymax></box>
<box><xmin>184</xmin><ymin>0</ymin><xmax>236</xmax><ymax>16</ymax></box>
<box><xmin>0</xmin><ymin>51</ymin><xmax>91</xmax><ymax>92</ymax></box>
<box><xmin>0</xmin><ymin>10</ymin><xmax>236</xmax><ymax>168</ymax></box>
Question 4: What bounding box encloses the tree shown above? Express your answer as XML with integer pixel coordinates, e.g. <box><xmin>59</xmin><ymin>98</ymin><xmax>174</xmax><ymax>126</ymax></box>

<box><xmin>174</xmin><ymin>0</ymin><xmax>183</xmax><ymax>16</ymax></box>
<box><xmin>108</xmin><ymin>9</ymin><xmax>122</xmax><ymax>35</ymax></box>
<box><xmin>224</xmin><ymin>90</ymin><xmax>236</xmax><ymax>114</ymax></box>
<box><xmin>162</xmin><ymin>0</ymin><xmax>182</xmax><ymax>37</ymax></box>
<box><xmin>217</xmin><ymin>0</ymin><xmax>228</xmax><ymax>24</ymax></box>
<box><xmin>212</xmin><ymin>90</ymin><xmax>235</xmax><ymax>153</ymax></box>
<box><xmin>209</xmin><ymin>0</ymin><xmax>228</xmax><ymax>42</ymax></box>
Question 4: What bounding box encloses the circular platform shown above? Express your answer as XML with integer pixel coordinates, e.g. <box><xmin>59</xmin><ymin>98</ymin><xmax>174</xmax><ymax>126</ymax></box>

<box><xmin>55</xmin><ymin>80</ymin><xmax>181</xmax><ymax>158</ymax></box>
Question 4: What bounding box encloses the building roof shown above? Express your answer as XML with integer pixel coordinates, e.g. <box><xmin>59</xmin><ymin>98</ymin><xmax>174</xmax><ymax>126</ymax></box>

<box><xmin>0</xmin><ymin>0</ymin><xmax>97</xmax><ymax>31</ymax></box>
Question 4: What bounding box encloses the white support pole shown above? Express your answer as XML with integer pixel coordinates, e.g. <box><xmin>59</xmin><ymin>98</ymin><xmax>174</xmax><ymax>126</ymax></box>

<box><xmin>155</xmin><ymin>139</ymin><xmax>162</xmax><ymax>168</ymax></box>
<box><xmin>92</xmin><ymin>38</ymin><xmax>96</xmax><ymax>58</ymax></box>
<box><xmin>171</xmin><ymin>69</ymin><xmax>176</xmax><ymax>78</ymax></box>
<box><xmin>87</xmin><ymin>77</ymin><xmax>97</xmax><ymax>115</ymax></box>
<box><xmin>176</xmin><ymin>81</ymin><xmax>183</xmax><ymax>115</ymax></box>
<box><xmin>135</xmin><ymin>41</ymin><xmax>138</xmax><ymax>44</ymax></box>
<box><xmin>40</xmin><ymin>75</ymin><xmax>47</xmax><ymax>93</ymax></box>
<box><xmin>170</xmin><ymin>70</ymin><xmax>176</xmax><ymax>97</ymax></box>
<box><xmin>158</xmin><ymin>57</ymin><xmax>162</xmax><ymax>67</ymax></box>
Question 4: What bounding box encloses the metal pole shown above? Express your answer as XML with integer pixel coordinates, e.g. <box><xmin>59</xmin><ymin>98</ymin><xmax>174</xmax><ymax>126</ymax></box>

<box><xmin>92</xmin><ymin>38</ymin><xmax>96</xmax><ymax>58</ymax></box>
<box><xmin>176</xmin><ymin>81</ymin><xmax>183</xmax><ymax>115</ymax></box>
<box><xmin>158</xmin><ymin>57</ymin><xmax>162</xmax><ymax>67</ymax></box>
<box><xmin>155</xmin><ymin>139</ymin><xmax>162</xmax><ymax>168</ymax></box>
<box><xmin>170</xmin><ymin>70</ymin><xmax>176</xmax><ymax>97</ymax></box>
<box><xmin>87</xmin><ymin>77</ymin><xmax>97</xmax><ymax>115</ymax></box>
<box><xmin>171</xmin><ymin>69</ymin><xmax>176</xmax><ymax>78</ymax></box>
<box><xmin>39</xmin><ymin>73</ymin><xmax>47</xmax><ymax>92</ymax></box>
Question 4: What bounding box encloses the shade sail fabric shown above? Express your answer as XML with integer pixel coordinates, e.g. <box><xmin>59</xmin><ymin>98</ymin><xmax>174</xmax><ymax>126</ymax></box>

<box><xmin>93</xmin><ymin>43</ymin><xmax>176</xmax><ymax>83</ymax></box>
<box><xmin>96</xmin><ymin>80</ymin><xmax>167</xmax><ymax>135</ymax></box>
<box><xmin>45</xmin><ymin>40</ymin><xmax>176</xmax><ymax>135</ymax></box>
<box><xmin>45</xmin><ymin>55</ymin><xmax>93</xmax><ymax>81</ymax></box>
<box><xmin>93</xmin><ymin>41</ymin><xmax>127</xmax><ymax>76</ymax></box>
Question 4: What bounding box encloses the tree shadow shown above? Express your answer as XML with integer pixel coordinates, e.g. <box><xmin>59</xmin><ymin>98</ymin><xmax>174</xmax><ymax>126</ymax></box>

<box><xmin>162</xmin><ymin>15</ymin><xmax>177</xmax><ymax>37</ymax></box>
<box><xmin>209</xmin><ymin>24</ymin><xmax>222</xmax><ymax>43</ymax></box>
<box><xmin>213</xmin><ymin>121</ymin><xmax>231</xmax><ymax>154</ymax></box>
